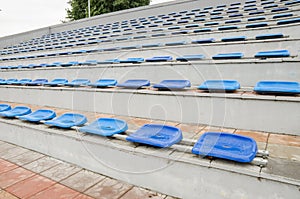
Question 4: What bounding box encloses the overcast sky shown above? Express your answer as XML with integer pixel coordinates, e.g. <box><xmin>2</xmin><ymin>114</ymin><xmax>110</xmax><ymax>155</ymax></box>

<box><xmin>0</xmin><ymin>0</ymin><xmax>173</xmax><ymax>38</ymax></box>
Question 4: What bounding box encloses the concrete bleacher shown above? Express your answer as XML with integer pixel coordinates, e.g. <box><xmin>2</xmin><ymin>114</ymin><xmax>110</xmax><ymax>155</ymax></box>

<box><xmin>0</xmin><ymin>0</ymin><xmax>299</xmax><ymax>198</ymax></box>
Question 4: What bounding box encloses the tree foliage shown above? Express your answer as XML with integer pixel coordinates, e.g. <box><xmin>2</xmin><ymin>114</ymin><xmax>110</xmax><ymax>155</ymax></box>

<box><xmin>66</xmin><ymin>0</ymin><xmax>151</xmax><ymax>21</ymax></box>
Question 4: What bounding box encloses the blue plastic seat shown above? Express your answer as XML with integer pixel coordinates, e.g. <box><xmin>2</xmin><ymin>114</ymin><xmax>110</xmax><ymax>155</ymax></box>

<box><xmin>254</xmin><ymin>81</ymin><xmax>300</xmax><ymax>94</ymax></box>
<box><xmin>277</xmin><ymin>18</ymin><xmax>300</xmax><ymax>25</ymax></box>
<box><xmin>44</xmin><ymin>113</ymin><xmax>87</xmax><ymax>128</ymax></box>
<box><xmin>225</xmin><ymin>19</ymin><xmax>241</xmax><ymax>24</ymax></box>
<box><xmin>255</xmin><ymin>50</ymin><xmax>290</xmax><ymax>58</ymax></box>
<box><xmin>246</xmin><ymin>22</ymin><xmax>268</xmax><ymax>28</ymax></box>
<box><xmin>285</xmin><ymin>0</ymin><xmax>300</xmax><ymax>5</ymax></box>
<box><xmin>153</xmin><ymin>80</ymin><xmax>191</xmax><ymax>90</ymax></box>
<box><xmin>64</xmin><ymin>79</ymin><xmax>90</xmax><ymax>87</ymax></box>
<box><xmin>18</xmin><ymin>109</ymin><xmax>56</xmax><ymax>122</ymax></box>
<box><xmin>192</xmin><ymin>132</ymin><xmax>257</xmax><ymax>163</ymax></box>
<box><xmin>89</xmin><ymin>79</ymin><xmax>117</xmax><ymax>88</ymax></box>
<box><xmin>218</xmin><ymin>25</ymin><xmax>238</xmax><ymax>30</ymax></box>
<box><xmin>78</xmin><ymin>60</ymin><xmax>98</xmax><ymax>66</ymax></box>
<box><xmin>11</xmin><ymin>79</ymin><xmax>32</xmax><ymax>85</ymax></box>
<box><xmin>176</xmin><ymin>54</ymin><xmax>205</xmax><ymax>61</ymax></box>
<box><xmin>119</xmin><ymin>58</ymin><xmax>144</xmax><ymax>63</ymax></box>
<box><xmin>0</xmin><ymin>79</ymin><xmax>18</xmax><ymax>85</ymax></box>
<box><xmin>212</xmin><ymin>53</ymin><xmax>243</xmax><ymax>59</ymax></box>
<box><xmin>271</xmin><ymin>7</ymin><xmax>288</xmax><ymax>12</ymax></box>
<box><xmin>25</xmin><ymin>79</ymin><xmax>48</xmax><ymax>86</ymax></box>
<box><xmin>165</xmin><ymin>41</ymin><xmax>187</xmax><ymax>46</ymax></box>
<box><xmin>191</xmin><ymin>38</ymin><xmax>215</xmax><ymax>44</ymax></box>
<box><xmin>141</xmin><ymin>43</ymin><xmax>162</xmax><ymax>48</ymax></box>
<box><xmin>46</xmin><ymin>62</ymin><xmax>62</xmax><ymax>67</ymax></box>
<box><xmin>43</xmin><ymin>79</ymin><xmax>68</xmax><ymax>86</ymax></box>
<box><xmin>79</xmin><ymin>118</ymin><xmax>128</xmax><ymax>136</ymax></box>
<box><xmin>151</xmin><ymin>33</ymin><xmax>166</xmax><ymax>37</ymax></box>
<box><xmin>0</xmin><ymin>104</ymin><xmax>11</xmax><ymax>112</ymax></box>
<box><xmin>120</xmin><ymin>45</ymin><xmax>140</xmax><ymax>50</ymax></box>
<box><xmin>0</xmin><ymin>106</ymin><xmax>31</xmax><ymax>118</ymax></box>
<box><xmin>273</xmin><ymin>13</ymin><xmax>293</xmax><ymax>19</ymax></box>
<box><xmin>126</xmin><ymin>124</ymin><xmax>183</xmax><ymax>148</ymax></box>
<box><xmin>255</xmin><ymin>33</ymin><xmax>284</xmax><ymax>40</ymax></box>
<box><xmin>198</xmin><ymin>80</ymin><xmax>240</xmax><ymax>92</ymax></box>
<box><xmin>97</xmin><ymin>59</ymin><xmax>120</xmax><ymax>64</ymax></box>
<box><xmin>117</xmin><ymin>79</ymin><xmax>150</xmax><ymax>89</ymax></box>
<box><xmin>193</xmin><ymin>28</ymin><xmax>212</xmax><ymax>32</ymax></box>
<box><xmin>61</xmin><ymin>61</ymin><xmax>79</xmax><ymax>67</ymax></box>
<box><xmin>221</xmin><ymin>36</ymin><xmax>246</xmax><ymax>42</ymax></box>
<box><xmin>145</xmin><ymin>56</ymin><xmax>173</xmax><ymax>62</ymax></box>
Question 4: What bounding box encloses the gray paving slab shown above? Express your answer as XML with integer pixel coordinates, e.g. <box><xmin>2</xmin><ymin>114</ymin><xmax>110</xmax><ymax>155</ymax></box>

<box><xmin>84</xmin><ymin>177</ymin><xmax>133</xmax><ymax>199</ymax></box>
<box><xmin>0</xmin><ymin>146</ymin><xmax>29</xmax><ymax>160</ymax></box>
<box><xmin>60</xmin><ymin>169</ymin><xmax>106</xmax><ymax>192</ymax></box>
<box><xmin>23</xmin><ymin>156</ymin><xmax>61</xmax><ymax>173</ymax></box>
<box><xmin>8</xmin><ymin>150</ymin><xmax>45</xmax><ymax>166</ymax></box>
<box><xmin>120</xmin><ymin>186</ymin><xmax>167</xmax><ymax>199</ymax></box>
<box><xmin>41</xmin><ymin>162</ymin><xmax>82</xmax><ymax>182</ymax></box>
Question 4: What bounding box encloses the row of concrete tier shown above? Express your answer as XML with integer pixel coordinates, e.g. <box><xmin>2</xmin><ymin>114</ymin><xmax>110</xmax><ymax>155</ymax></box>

<box><xmin>0</xmin><ymin>103</ymin><xmax>268</xmax><ymax>166</ymax></box>
<box><xmin>1</xmin><ymin>12</ymin><xmax>298</xmax><ymax>55</ymax></box>
<box><xmin>0</xmin><ymin>78</ymin><xmax>299</xmax><ymax>95</ymax></box>
<box><xmin>0</xmin><ymin>49</ymin><xmax>292</xmax><ymax>69</ymax></box>
<box><xmin>1</xmin><ymin>0</ymin><xmax>299</xmax><ymax>54</ymax></box>
<box><xmin>0</xmin><ymin>31</ymin><xmax>288</xmax><ymax>56</ymax></box>
<box><xmin>0</xmin><ymin>41</ymin><xmax>293</xmax><ymax>63</ymax></box>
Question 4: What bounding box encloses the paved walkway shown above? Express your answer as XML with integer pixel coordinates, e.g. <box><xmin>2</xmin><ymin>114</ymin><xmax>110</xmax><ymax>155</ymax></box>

<box><xmin>0</xmin><ymin>140</ymin><xmax>172</xmax><ymax>199</ymax></box>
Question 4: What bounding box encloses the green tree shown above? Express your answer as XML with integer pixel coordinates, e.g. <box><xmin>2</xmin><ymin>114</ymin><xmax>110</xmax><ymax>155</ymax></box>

<box><xmin>66</xmin><ymin>0</ymin><xmax>150</xmax><ymax>21</ymax></box>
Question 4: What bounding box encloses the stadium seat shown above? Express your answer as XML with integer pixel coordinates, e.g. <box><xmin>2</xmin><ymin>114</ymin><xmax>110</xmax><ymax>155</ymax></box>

<box><xmin>88</xmin><ymin>79</ymin><xmax>117</xmax><ymax>88</ymax></box>
<box><xmin>246</xmin><ymin>22</ymin><xmax>268</xmax><ymax>28</ymax></box>
<box><xmin>0</xmin><ymin>104</ymin><xmax>11</xmax><ymax>112</ymax></box>
<box><xmin>153</xmin><ymin>80</ymin><xmax>191</xmax><ymax>90</ymax></box>
<box><xmin>79</xmin><ymin>118</ymin><xmax>128</xmax><ymax>136</ymax></box>
<box><xmin>126</xmin><ymin>124</ymin><xmax>183</xmax><ymax>148</ymax></box>
<box><xmin>25</xmin><ymin>79</ymin><xmax>48</xmax><ymax>86</ymax></box>
<box><xmin>141</xmin><ymin>43</ymin><xmax>163</xmax><ymax>48</ymax></box>
<box><xmin>0</xmin><ymin>79</ymin><xmax>18</xmax><ymax>85</ymax></box>
<box><xmin>117</xmin><ymin>79</ymin><xmax>150</xmax><ymax>89</ymax></box>
<box><xmin>44</xmin><ymin>113</ymin><xmax>87</xmax><ymax>128</ymax></box>
<box><xmin>43</xmin><ymin>79</ymin><xmax>68</xmax><ymax>86</ymax></box>
<box><xmin>212</xmin><ymin>53</ymin><xmax>244</xmax><ymax>59</ymax></box>
<box><xmin>198</xmin><ymin>80</ymin><xmax>240</xmax><ymax>92</ymax></box>
<box><xmin>120</xmin><ymin>45</ymin><xmax>141</xmax><ymax>50</ymax></box>
<box><xmin>97</xmin><ymin>59</ymin><xmax>120</xmax><ymax>64</ymax></box>
<box><xmin>165</xmin><ymin>41</ymin><xmax>187</xmax><ymax>46</ymax></box>
<box><xmin>218</xmin><ymin>25</ymin><xmax>239</xmax><ymax>30</ymax></box>
<box><xmin>61</xmin><ymin>61</ymin><xmax>79</xmax><ymax>67</ymax></box>
<box><xmin>145</xmin><ymin>56</ymin><xmax>173</xmax><ymax>62</ymax></box>
<box><xmin>192</xmin><ymin>38</ymin><xmax>215</xmax><ymax>44</ymax></box>
<box><xmin>255</xmin><ymin>50</ymin><xmax>290</xmax><ymax>58</ymax></box>
<box><xmin>119</xmin><ymin>58</ymin><xmax>144</xmax><ymax>63</ymax></box>
<box><xmin>18</xmin><ymin>109</ymin><xmax>56</xmax><ymax>122</ymax></box>
<box><xmin>192</xmin><ymin>132</ymin><xmax>257</xmax><ymax>163</ymax></box>
<box><xmin>273</xmin><ymin>13</ymin><xmax>293</xmax><ymax>19</ymax></box>
<box><xmin>254</xmin><ymin>81</ymin><xmax>300</xmax><ymax>94</ymax></box>
<box><xmin>78</xmin><ymin>60</ymin><xmax>98</xmax><ymax>66</ymax></box>
<box><xmin>221</xmin><ymin>36</ymin><xmax>246</xmax><ymax>42</ymax></box>
<box><xmin>0</xmin><ymin>106</ymin><xmax>31</xmax><ymax>118</ymax></box>
<box><xmin>11</xmin><ymin>79</ymin><xmax>32</xmax><ymax>85</ymax></box>
<box><xmin>255</xmin><ymin>33</ymin><xmax>284</xmax><ymax>40</ymax></box>
<box><xmin>285</xmin><ymin>0</ymin><xmax>300</xmax><ymax>6</ymax></box>
<box><xmin>176</xmin><ymin>54</ymin><xmax>205</xmax><ymax>61</ymax></box>
<box><xmin>277</xmin><ymin>18</ymin><xmax>300</xmax><ymax>25</ymax></box>
<box><xmin>64</xmin><ymin>79</ymin><xmax>90</xmax><ymax>87</ymax></box>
